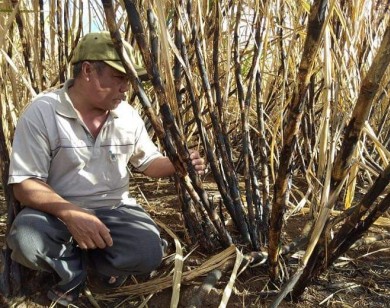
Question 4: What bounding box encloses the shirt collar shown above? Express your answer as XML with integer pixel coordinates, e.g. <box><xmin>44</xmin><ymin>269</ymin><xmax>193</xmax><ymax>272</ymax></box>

<box><xmin>55</xmin><ymin>79</ymin><xmax>78</xmax><ymax>119</ymax></box>
<box><xmin>110</xmin><ymin>107</ymin><xmax>121</xmax><ymax>119</ymax></box>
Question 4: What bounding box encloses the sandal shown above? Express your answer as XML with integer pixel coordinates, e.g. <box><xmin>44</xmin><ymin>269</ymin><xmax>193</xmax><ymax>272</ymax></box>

<box><xmin>161</xmin><ymin>238</ymin><xmax>168</xmax><ymax>257</ymax></box>
<box><xmin>47</xmin><ymin>271</ymin><xmax>86</xmax><ymax>307</ymax></box>
<box><xmin>101</xmin><ymin>274</ymin><xmax>128</xmax><ymax>288</ymax></box>
<box><xmin>47</xmin><ymin>282</ymin><xmax>85</xmax><ymax>307</ymax></box>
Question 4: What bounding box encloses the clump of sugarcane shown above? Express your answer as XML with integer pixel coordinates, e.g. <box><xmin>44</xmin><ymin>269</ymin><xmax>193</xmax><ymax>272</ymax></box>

<box><xmin>172</xmin><ymin>0</ymin><xmax>268</xmax><ymax>250</ymax></box>
<box><xmin>149</xmin><ymin>6</ymin><xmax>221</xmax><ymax>251</ymax></box>
<box><xmin>232</xmin><ymin>1</ymin><xmax>272</xmax><ymax>250</ymax></box>
<box><xmin>288</xmin><ymin>16</ymin><xmax>390</xmax><ymax>300</ymax></box>
<box><xmin>168</xmin><ymin>6</ymin><xmax>216</xmax><ymax>249</ymax></box>
<box><xmin>172</xmin><ymin>6</ymin><xmax>243</xmax><ymax>247</ymax></box>
<box><xmin>270</xmin><ymin>10</ymin><xmax>390</xmax><ymax>305</ymax></box>
<box><xmin>190</xmin><ymin>5</ymin><xmax>252</xmax><ymax>246</ymax></box>
<box><xmin>102</xmin><ymin>0</ymin><xmax>233</xmax><ymax>249</ymax></box>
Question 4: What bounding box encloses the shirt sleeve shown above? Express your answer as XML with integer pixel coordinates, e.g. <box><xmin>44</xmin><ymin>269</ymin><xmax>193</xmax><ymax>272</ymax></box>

<box><xmin>8</xmin><ymin>105</ymin><xmax>51</xmax><ymax>184</ymax></box>
<box><xmin>128</xmin><ymin>109</ymin><xmax>162</xmax><ymax>172</ymax></box>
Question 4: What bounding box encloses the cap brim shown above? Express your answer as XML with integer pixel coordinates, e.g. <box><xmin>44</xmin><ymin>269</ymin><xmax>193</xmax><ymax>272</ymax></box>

<box><xmin>104</xmin><ymin>60</ymin><xmax>147</xmax><ymax>78</ymax></box>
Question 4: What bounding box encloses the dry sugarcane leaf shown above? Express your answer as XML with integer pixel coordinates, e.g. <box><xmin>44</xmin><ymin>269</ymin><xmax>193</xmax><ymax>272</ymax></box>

<box><xmin>156</xmin><ymin>219</ymin><xmax>184</xmax><ymax>308</ymax></box>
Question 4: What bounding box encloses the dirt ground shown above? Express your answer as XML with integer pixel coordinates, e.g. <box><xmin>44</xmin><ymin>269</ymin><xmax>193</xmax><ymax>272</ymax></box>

<box><xmin>0</xmin><ymin>175</ymin><xmax>389</xmax><ymax>307</ymax></box>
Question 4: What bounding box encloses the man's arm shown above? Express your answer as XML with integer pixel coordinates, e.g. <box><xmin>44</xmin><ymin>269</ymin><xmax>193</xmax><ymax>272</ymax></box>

<box><xmin>13</xmin><ymin>179</ymin><xmax>113</xmax><ymax>250</ymax></box>
<box><xmin>142</xmin><ymin>151</ymin><xmax>206</xmax><ymax>178</ymax></box>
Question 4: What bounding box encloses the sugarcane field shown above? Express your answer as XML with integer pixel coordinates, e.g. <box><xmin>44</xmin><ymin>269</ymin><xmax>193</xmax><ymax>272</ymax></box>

<box><xmin>1</xmin><ymin>0</ymin><xmax>390</xmax><ymax>307</ymax></box>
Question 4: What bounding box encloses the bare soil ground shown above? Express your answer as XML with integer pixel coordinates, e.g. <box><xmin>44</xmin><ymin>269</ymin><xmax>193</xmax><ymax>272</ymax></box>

<box><xmin>0</xmin><ymin>175</ymin><xmax>389</xmax><ymax>307</ymax></box>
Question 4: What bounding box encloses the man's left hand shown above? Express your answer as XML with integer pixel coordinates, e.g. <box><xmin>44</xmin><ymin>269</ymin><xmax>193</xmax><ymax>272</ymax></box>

<box><xmin>189</xmin><ymin>150</ymin><xmax>207</xmax><ymax>175</ymax></box>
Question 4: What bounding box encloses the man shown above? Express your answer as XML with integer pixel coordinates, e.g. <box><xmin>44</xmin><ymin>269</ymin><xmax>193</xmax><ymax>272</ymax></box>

<box><xmin>7</xmin><ymin>32</ymin><xmax>205</xmax><ymax>306</ymax></box>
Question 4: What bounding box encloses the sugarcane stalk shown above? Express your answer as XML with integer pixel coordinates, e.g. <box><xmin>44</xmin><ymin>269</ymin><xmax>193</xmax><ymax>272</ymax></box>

<box><xmin>175</xmin><ymin>178</ymin><xmax>219</xmax><ymax>250</ymax></box>
<box><xmin>323</xmin><ymin>13</ymin><xmax>390</xmax><ymax>263</ymax></box>
<box><xmin>293</xmin><ymin>189</ymin><xmax>390</xmax><ymax>300</ymax></box>
<box><xmin>269</xmin><ymin>0</ymin><xmax>329</xmax><ymax>281</ymax></box>
<box><xmin>0</xmin><ymin>99</ymin><xmax>21</xmax><ymax>297</ymax></box>
<box><xmin>64</xmin><ymin>0</ymin><xmax>69</xmax><ymax>76</ymax></box>
<box><xmin>330</xmin><ymin>190</ymin><xmax>390</xmax><ymax>262</ymax></box>
<box><xmin>10</xmin><ymin>0</ymin><xmax>38</xmax><ymax>93</ymax></box>
<box><xmin>327</xmin><ymin>162</ymin><xmax>390</xmax><ymax>262</ymax></box>
<box><xmin>302</xmin><ymin>75</ymin><xmax>316</xmax><ymax>167</ymax></box>
<box><xmin>350</xmin><ymin>232</ymin><xmax>390</xmax><ymax>249</ymax></box>
<box><xmin>243</xmin><ymin>14</ymin><xmax>265</xmax><ymax>249</ymax></box>
<box><xmin>38</xmin><ymin>0</ymin><xmax>46</xmax><ymax>89</ymax></box>
<box><xmin>174</xmin><ymin>4</ymin><xmax>222</xmax><ymax>249</ymax></box>
<box><xmin>247</xmin><ymin>4</ymin><xmax>272</xmax><ymax>246</ymax></box>
<box><xmin>253</xmin><ymin>2</ymin><xmax>272</xmax><ymax>243</ymax></box>
<box><xmin>256</xmin><ymin>71</ymin><xmax>270</xmax><ymax>242</ymax></box>
<box><xmin>186</xmin><ymin>269</ymin><xmax>222</xmax><ymax>308</ymax></box>
<box><xmin>212</xmin><ymin>1</ymin><xmax>234</xmax><ymax>164</ymax></box>
<box><xmin>255</xmin><ymin>5</ymin><xmax>270</xmax><ymax>238</ymax></box>
<box><xmin>48</xmin><ymin>1</ymin><xmax>83</xmax><ymax>88</ymax></box>
<box><xmin>56</xmin><ymin>0</ymin><xmax>65</xmax><ymax>83</ymax></box>
<box><xmin>123</xmin><ymin>1</ymin><xmax>191</xmax><ymax>172</ymax></box>
<box><xmin>331</xmin><ymin>17</ymin><xmax>390</xmax><ymax>188</ymax></box>
<box><xmin>170</xmin><ymin>8</ymin><xmax>220</xmax><ymax>249</ymax></box>
<box><xmin>232</xmin><ymin>2</ymin><xmax>260</xmax><ymax>248</ymax></box>
<box><xmin>212</xmin><ymin>0</ymin><xmax>222</xmax><ymax>132</ymax></box>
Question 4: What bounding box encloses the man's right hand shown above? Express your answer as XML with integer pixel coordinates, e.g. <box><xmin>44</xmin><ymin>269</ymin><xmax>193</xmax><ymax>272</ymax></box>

<box><xmin>61</xmin><ymin>207</ymin><xmax>113</xmax><ymax>250</ymax></box>
<box><xmin>12</xmin><ymin>178</ymin><xmax>113</xmax><ymax>250</ymax></box>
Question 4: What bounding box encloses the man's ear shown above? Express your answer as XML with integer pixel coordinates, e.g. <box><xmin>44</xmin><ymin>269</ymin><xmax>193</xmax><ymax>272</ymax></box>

<box><xmin>81</xmin><ymin>61</ymin><xmax>94</xmax><ymax>80</ymax></box>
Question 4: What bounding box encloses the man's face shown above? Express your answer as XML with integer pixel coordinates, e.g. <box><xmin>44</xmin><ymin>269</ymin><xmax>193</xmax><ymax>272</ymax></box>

<box><xmin>88</xmin><ymin>63</ymin><xmax>130</xmax><ymax>111</ymax></box>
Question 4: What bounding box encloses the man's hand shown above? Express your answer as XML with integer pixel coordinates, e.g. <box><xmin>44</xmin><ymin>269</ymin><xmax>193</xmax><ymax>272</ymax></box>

<box><xmin>62</xmin><ymin>208</ymin><xmax>113</xmax><ymax>250</ymax></box>
<box><xmin>142</xmin><ymin>150</ymin><xmax>207</xmax><ymax>178</ymax></box>
<box><xmin>189</xmin><ymin>150</ymin><xmax>207</xmax><ymax>175</ymax></box>
<box><xmin>12</xmin><ymin>178</ymin><xmax>113</xmax><ymax>250</ymax></box>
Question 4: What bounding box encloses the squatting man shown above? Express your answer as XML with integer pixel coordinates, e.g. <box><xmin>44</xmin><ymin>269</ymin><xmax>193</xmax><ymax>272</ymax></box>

<box><xmin>7</xmin><ymin>32</ymin><xmax>206</xmax><ymax>306</ymax></box>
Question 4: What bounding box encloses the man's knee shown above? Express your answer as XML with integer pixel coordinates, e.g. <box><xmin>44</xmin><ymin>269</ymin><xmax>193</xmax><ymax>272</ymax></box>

<box><xmin>95</xmin><ymin>232</ymin><xmax>164</xmax><ymax>276</ymax></box>
<box><xmin>7</xmin><ymin>208</ymin><xmax>71</xmax><ymax>270</ymax></box>
<box><xmin>93</xmin><ymin>205</ymin><xmax>164</xmax><ymax>275</ymax></box>
<box><xmin>7</xmin><ymin>214</ymin><xmax>48</xmax><ymax>269</ymax></box>
<box><xmin>134</xmin><ymin>235</ymin><xmax>164</xmax><ymax>273</ymax></box>
<box><xmin>121</xmin><ymin>232</ymin><xmax>164</xmax><ymax>274</ymax></box>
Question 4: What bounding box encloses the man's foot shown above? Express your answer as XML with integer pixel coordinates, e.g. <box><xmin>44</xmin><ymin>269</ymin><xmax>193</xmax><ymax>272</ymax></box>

<box><xmin>86</xmin><ymin>272</ymin><xmax>127</xmax><ymax>292</ymax></box>
<box><xmin>47</xmin><ymin>282</ymin><xmax>85</xmax><ymax>307</ymax></box>
<box><xmin>162</xmin><ymin>238</ymin><xmax>168</xmax><ymax>257</ymax></box>
<box><xmin>104</xmin><ymin>275</ymin><xmax>128</xmax><ymax>288</ymax></box>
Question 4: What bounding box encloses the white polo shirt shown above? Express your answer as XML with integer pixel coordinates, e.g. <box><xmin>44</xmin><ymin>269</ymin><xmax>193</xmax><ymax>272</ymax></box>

<box><xmin>9</xmin><ymin>79</ymin><xmax>162</xmax><ymax>209</ymax></box>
